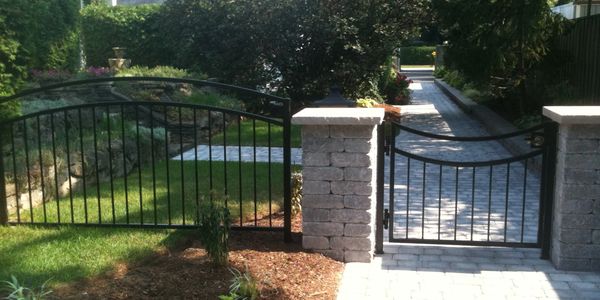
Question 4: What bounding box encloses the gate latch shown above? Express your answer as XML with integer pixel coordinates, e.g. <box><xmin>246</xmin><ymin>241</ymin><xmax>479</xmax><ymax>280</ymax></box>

<box><xmin>525</xmin><ymin>132</ymin><xmax>545</xmax><ymax>148</ymax></box>
<box><xmin>383</xmin><ymin>209</ymin><xmax>390</xmax><ymax>230</ymax></box>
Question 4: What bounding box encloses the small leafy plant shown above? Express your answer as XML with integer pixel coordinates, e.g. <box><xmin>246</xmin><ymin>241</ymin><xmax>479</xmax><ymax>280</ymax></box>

<box><xmin>218</xmin><ymin>267</ymin><xmax>259</xmax><ymax>300</ymax></box>
<box><xmin>198</xmin><ymin>201</ymin><xmax>231</xmax><ymax>266</ymax></box>
<box><xmin>1</xmin><ymin>276</ymin><xmax>52</xmax><ymax>300</ymax></box>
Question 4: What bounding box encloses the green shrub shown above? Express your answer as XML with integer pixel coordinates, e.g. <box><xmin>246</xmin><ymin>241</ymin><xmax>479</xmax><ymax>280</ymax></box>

<box><xmin>183</xmin><ymin>91</ymin><xmax>244</xmax><ymax>111</ymax></box>
<box><xmin>443</xmin><ymin>70</ymin><xmax>466</xmax><ymax>90</ymax></box>
<box><xmin>0</xmin><ymin>0</ymin><xmax>80</xmax><ymax>72</ymax></box>
<box><xmin>1</xmin><ymin>275</ymin><xmax>52</xmax><ymax>300</ymax></box>
<box><xmin>399</xmin><ymin>46</ymin><xmax>436</xmax><ymax>65</ymax></box>
<box><xmin>291</xmin><ymin>172</ymin><xmax>302</xmax><ymax>217</ymax></box>
<box><xmin>116</xmin><ymin>66</ymin><xmax>191</xmax><ymax>78</ymax></box>
<box><xmin>80</xmin><ymin>3</ymin><xmax>166</xmax><ymax>67</ymax></box>
<box><xmin>198</xmin><ymin>202</ymin><xmax>231</xmax><ymax>266</ymax></box>
<box><xmin>433</xmin><ymin>66</ymin><xmax>448</xmax><ymax>79</ymax></box>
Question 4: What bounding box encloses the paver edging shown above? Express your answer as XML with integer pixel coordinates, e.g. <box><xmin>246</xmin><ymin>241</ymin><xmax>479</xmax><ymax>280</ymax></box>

<box><xmin>434</xmin><ymin>78</ymin><xmax>535</xmax><ymax>159</ymax></box>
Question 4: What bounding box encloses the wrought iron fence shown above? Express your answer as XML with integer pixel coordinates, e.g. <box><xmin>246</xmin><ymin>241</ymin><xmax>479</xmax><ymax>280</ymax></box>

<box><xmin>555</xmin><ymin>14</ymin><xmax>600</xmax><ymax>104</ymax></box>
<box><xmin>0</xmin><ymin>77</ymin><xmax>292</xmax><ymax>241</ymax></box>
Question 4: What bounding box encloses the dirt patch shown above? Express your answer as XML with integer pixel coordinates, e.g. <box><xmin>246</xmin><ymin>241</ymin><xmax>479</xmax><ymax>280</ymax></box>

<box><xmin>51</xmin><ymin>216</ymin><xmax>343</xmax><ymax>299</ymax></box>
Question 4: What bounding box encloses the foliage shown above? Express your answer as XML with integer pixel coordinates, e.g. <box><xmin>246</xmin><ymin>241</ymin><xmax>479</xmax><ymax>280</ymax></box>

<box><xmin>398</xmin><ymin>46</ymin><xmax>436</xmax><ymax>65</ymax></box>
<box><xmin>442</xmin><ymin>70</ymin><xmax>466</xmax><ymax>90</ymax></box>
<box><xmin>219</xmin><ymin>267</ymin><xmax>259</xmax><ymax>300</ymax></box>
<box><xmin>433</xmin><ymin>0</ymin><xmax>570</xmax><ymax>114</ymax></box>
<box><xmin>1</xmin><ymin>276</ymin><xmax>52</xmax><ymax>300</ymax></box>
<box><xmin>159</xmin><ymin>0</ymin><xmax>428</xmax><ymax>103</ymax></box>
<box><xmin>356</xmin><ymin>98</ymin><xmax>381</xmax><ymax>108</ymax></box>
<box><xmin>433</xmin><ymin>66</ymin><xmax>448</xmax><ymax>79</ymax></box>
<box><xmin>29</xmin><ymin>70</ymin><xmax>73</xmax><ymax>85</ymax></box>
<box><xmin>182</xmin><ymin>92</ymin><xmax>244</xmax><ymax>111</ymax></box>
<box><xmin>381</xmin><ymin>69</ymin><xmax>413</xmax><ymax>105</ymax></box>
<box><xmin>291</xmin><ymin>172</ymin><xmax>302</xmax><ymax>217</ymax></box>
<box><xmin>0</xmin><ymin>0</ymin><xmax>80</xmax><ymax>72</ymax></box>
<box><xmin>116</xmin><ymin>66</ymin><xmax>192</xmax><ymax>78</ymax></box>
<box><xmin>198</xmin><ymin>202</ymin><xmax>231</xmax><ymax>266</ymax></box>
<box><xmin>80</xmin><ymin>3</ymin><xmax>166</xmax><ymax>67</ymax></box>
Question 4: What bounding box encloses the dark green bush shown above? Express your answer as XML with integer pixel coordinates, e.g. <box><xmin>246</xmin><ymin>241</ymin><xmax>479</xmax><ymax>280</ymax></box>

<box><xmin>80</xmin><ymin>3</ymin><xmax>167</xmax><ymax>67</ymax></box>
<box><xmin>399</xmin><ymin>46</ymin><xmax>436</xmax><ymax>65</ymax></box>
<box><xmin>198</xmin><ymin>202</ymin><xmax>231</xmax><ymax>266</ymax></box>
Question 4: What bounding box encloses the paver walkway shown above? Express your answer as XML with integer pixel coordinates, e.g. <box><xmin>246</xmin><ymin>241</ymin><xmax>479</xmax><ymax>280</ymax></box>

<box><xmin>338</xmin><ymin>77</ymin><xmax>600</xmax><ymax>299</ymax></box>
<box><xmin>172</xmin><ymin>145</ymin><xmax>303</xmax><ymax>165</ymax></box>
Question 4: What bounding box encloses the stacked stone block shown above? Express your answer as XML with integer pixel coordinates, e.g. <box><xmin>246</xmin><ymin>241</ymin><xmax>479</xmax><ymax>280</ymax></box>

<box><xmin>551</xmin><ymin>124</ymin><xmax>600</xmax><ymax>271</ymax></box>
<box><xmin>301</xmin><ymin>125</ymin><xmax>378</xmax><ymax>262</ymax></box>
<box><xmin>293</xmin><ymin>108</ymin><xmax>384</xmax><ymax>263</ymax></box>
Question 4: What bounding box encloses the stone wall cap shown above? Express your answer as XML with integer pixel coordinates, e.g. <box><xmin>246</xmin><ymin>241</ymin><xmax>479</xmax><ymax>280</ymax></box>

<box><xmin>543</xmin><ymin>106</ymin><xmax>600</xmax><ymax>124</ymax></box>
<box><xmin>292</xmin><ymin>108</ymin><xmax>385</xmax><ymax>125</ymax></box>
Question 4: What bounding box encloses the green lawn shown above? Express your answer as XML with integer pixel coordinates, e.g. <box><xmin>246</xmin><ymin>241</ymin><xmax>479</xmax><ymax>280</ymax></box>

<box><xmin>0</xmin><ymin>226</ymin><xmax>187</xmax><ymax>287</ymax></box>
<box><xmin>13</xmin><ymin>160</ymin><xmax>284</xmax><ymax>226</ymax></box>
<box><xmin>212</xmin><ymin>119</ymin><xmax>301</xmax><ymax>148</ymax></box>
<box><xmin>1</xmin><ymin>160</ymin><xmax>285</xmax><ymax>288</ymax></box>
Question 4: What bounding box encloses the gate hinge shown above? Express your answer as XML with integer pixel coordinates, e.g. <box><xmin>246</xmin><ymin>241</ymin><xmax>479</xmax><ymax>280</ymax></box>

<box><xmin>383</xmin><ymin>209</ymin><xmax>390</xmax><ymax>230</ymax></box>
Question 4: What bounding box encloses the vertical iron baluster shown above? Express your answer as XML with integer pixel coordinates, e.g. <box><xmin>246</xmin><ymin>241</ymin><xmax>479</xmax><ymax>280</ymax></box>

<box><xmin>388</xmin><ymin>125</ymin><xmax>396</xmax><ymax>241</ymax></box>
<box><xmin>164</xmin><ymin>105</ymin><xmax>171</xmax><ymax>225</ymax></box>
<box><xmin>471</xmin><ymin>167</ymin><xmax>476</xmax><ymax>241</ymax></box>
<box><xmin>454</xmin><ymin>167</ymin><xmax>459</xmax><ymax>241</ymax></box>
<box><xmin>238</xmin><ymin>115</ymin><xmax>242</xmax><ymax>227</ymax></box>
<box><xmin>50</xmin><ymin>113</ymin><xmax>61</xmax><ymax>223</ymax></box>
<box><xmin>438</xmin><ymin>165</ymin><xmax>442</xmax><ymax>240</ymax></box>
<box><xmin>36</xmin><ymin>115</ymin><xmax>47</xmax><ymax>223</ymax></box>
<box><xmin>149</xmin><ymin>104</ymin><xmax>157</xmax><ymax>225</ymax></box>
<box><xmin>421</xmin><ymin>162</ymin><xmax>426</xmax><ymax>239</ymax></box>
<box><xmin>222</xmin><ymin>112</ymin><xmax>227</xmax><ymax>207</ymax></box>
<box><xmin>63</xmin><ymin>110</ymin><xmax>74</xmax><ymax>223</ymax></box>
<box><xmin>106</xmin><ymin>105</ymin><xmax>116</xmax><ymax>224</ymax></box>
<box><xmin>10</xmin><ymin>125</ymin><xmax>20</xmax><ymax>223</ymax></box>
<box><xmin>267</xmin><ymin>122</ymin><xmax>272</xmax><ymax>227</ymax></box>
<box><xmin>91</xmin><ymin>107</ymin><xmax>101</xmax><ymax>223</ymax></box>
<box><xmin>406</xmin><ymin>157</ymin><xmax>410</xmax><ymax>239</ymax></box>
<box><xmin>23</xmin><ymin>119</ymin><xmax>34</xmax><ymax>223</ymax></box>
<box><xmin>487</xmin><ymin>165</ymin><xmax>493</xmax><ymax>241</ymax></box>
<box><xmin>504</xmin><ymin>163</ymin><xmax>511</xmax><ymax>242</ymax></box>
<box><xmin>135</xmin><ymin>105</ymin><xmax>143</xmax><ymax>224</ymax></box>
<box><xmin>208</xmin><ymin>111</ymin><xmax>213</xmax><ymax>201</ymax></box>
<box><xmin>521</xmin><ymin>159</ymin><xmax>528</xmax><ymax>243</ymax></box>
<box><xmin>193</xmin><ymin>108</ymin><xmax>199</xmax><ymax>224</ymax></box>
<box><xmin>78</xmin><ymin>109</ymin><xmax>88</xmax><ymax>223</ymax></box>
<box><xmin>179</xmin><ymin>106</ymin><xmax>185</xmax><ymax>225</ymax></box>
<box><xmin>253</xmin><ymin>119</ymin><xmax>257</xmax><ymax>226</ymax></box>
<box><xmin>120</xmin><ymin>104</ymin><xmax>130</xmax><ymax>224</ymax></box>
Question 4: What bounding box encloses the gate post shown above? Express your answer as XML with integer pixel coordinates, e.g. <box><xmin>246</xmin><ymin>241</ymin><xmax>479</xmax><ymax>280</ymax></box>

<box><xmin>543</xmin><ymin>106</ymin><xmax>600</xmax><ymax>271</ymax></box>
<box><xmin>292</xmin><ymin>108</ymin><xmax>385</xmax><ymax>262</ymax></box>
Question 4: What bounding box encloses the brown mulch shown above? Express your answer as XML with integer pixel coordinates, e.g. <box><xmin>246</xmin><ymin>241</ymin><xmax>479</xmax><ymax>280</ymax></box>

<box><xmin>51</xmin><ymin>215</ymin><xmax>343</xmax><ymax>300</ymax></box>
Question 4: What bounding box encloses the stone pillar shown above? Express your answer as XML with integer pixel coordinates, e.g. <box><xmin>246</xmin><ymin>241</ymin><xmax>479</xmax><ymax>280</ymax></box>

<box><xmin>543</xmin><ymin>106</ymin><xmax>600</xmax><ymax>271</ymax></box>
<box><xmin>292</xmin><ymin>108</ymin><xmax>384</xmax><ymax>263</ymax></box>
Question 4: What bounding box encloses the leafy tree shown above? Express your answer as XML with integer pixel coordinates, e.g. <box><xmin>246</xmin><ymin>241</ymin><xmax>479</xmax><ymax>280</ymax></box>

<box><xmin>159</xmin><ymin>0</ymin><xmax>429</xmax><ymax>103</ymax></box>
<box><xmin>433</xmin><ymin>0</ymin><xmax>569</xmax><ymax>114</ymax></box>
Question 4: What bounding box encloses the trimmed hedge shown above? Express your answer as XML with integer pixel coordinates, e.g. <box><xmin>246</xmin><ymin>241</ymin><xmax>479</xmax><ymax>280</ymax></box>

<box><xmin>399</xmin><ymin>46</ymin><xmax>436</xmax><ymax>65</ymax></box>
<box><xmin>81</xmin><ymin>4</ymin><xmax>167</xmax><ymax>67</ymax></box>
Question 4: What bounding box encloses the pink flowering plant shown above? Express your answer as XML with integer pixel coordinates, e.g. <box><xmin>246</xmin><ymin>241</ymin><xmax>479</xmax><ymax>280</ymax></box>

<box><xmin>84</xmin><ymin>66</ymin><xmax>111</xmax><ymax>77</ymax></box>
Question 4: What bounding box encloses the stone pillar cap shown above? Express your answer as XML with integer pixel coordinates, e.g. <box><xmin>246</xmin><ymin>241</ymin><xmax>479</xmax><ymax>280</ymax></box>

<box><xmin>292</xmin><ymin>108</ymin><xmax>385</xmax><ymax>126</ymax></box>
<box><xmin>543</xmin><ymin>106</ymin><xmax>600</xmax><ymax>124</ymax></box>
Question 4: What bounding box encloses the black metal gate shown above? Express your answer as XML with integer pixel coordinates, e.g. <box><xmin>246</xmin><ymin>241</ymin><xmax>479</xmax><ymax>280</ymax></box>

<box><xmin>0</xmin><ymin>77</ymin><xmax>292</xmax><ymax>241</ymax></box>
<box><xmin>377</xmin><ymin>121</ymin><xmax>557</xmax><ymax>258</ymax></box>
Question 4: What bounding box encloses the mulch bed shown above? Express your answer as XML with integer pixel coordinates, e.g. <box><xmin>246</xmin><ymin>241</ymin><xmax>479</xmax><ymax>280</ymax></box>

<box><xmin>51</xmin><ymin>215</ymin><xmax>343</xmax><ymax>299</ymax></box>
